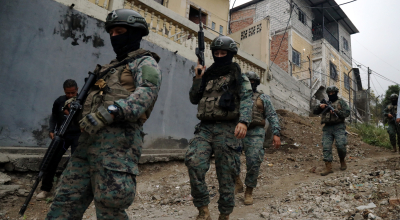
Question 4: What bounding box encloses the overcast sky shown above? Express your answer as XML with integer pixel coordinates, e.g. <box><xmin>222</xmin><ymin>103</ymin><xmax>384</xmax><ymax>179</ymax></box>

<box><xmin>230</xmin><ymin>0</ymin><xmax>400</xmax><ymax>98</ymax></box>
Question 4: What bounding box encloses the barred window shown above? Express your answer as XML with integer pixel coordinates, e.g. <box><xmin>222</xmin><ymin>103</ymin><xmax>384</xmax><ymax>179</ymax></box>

<box><xmin>212</xmin><ymin>22</ymin><xmax>216</xmax><ymax>30</ymax></box>
<box><xmin>343</xmin><ymin>37</ymin><xmax>349</xmax><ymax>51</ymax></box>
<box><xmin>292</xmin><ymin>49</ymin><xmax>301</xmax><ymax>67</ymax></box>
<box><xmin>344</xmin><ymin>74</ymin><xmax>350</xmax><ymax>90</ymax></box>
<box><xmin>330</xmin><ymin>62</ymin><xmax>338</xmax><ymax>80</ymax></box>
<box><xmin>298</xmin><ymin>9</ymin><xmax>306</xmax><ymax>24</ymax></box>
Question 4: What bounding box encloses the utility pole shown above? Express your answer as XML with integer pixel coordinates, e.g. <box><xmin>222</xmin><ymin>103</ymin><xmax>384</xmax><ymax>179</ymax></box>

<box><xmin>367</xmin><ymin>67</ymin><xmax>371</xmax><ymax>123</ymax></box>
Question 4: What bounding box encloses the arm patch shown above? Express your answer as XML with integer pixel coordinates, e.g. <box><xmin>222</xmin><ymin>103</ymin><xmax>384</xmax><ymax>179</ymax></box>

<box><xmin>142</xmin><ymin>65</ymin><xmax>160</xmax><ymax>85</ymax></box>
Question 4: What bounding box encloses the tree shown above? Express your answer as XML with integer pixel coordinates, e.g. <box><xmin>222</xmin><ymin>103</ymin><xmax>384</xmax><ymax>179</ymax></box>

<box><xmin>382</xmin><ymin>85</ymin><xmax>400</xmax><ymax>106</ymax></box>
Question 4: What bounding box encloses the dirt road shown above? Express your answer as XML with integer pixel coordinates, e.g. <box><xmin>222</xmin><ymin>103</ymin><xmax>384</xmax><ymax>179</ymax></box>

<box><xmin>1</xmin><ymin>110</ymin><xmax>399</xmax><ymax>219</ymax></box>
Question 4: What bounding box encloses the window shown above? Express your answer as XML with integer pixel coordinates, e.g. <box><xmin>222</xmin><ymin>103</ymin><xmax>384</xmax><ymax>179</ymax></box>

<box><xmin>343</xmin><ymin>37</ymin><xmax>349</xmax><ymax>51</ymax></box>
<box><xmin>330</xmin><ymin>62</ymin><xmax>338</xmax><ymax>80</ymax></box>
<box><xmin>344</xmin><ymin>73</ymin><xmax>350</xmax><ymax>90</ymax></box>
<box><xmin>153</xmin><ymin>0</ymin><xmax>163</xmax><ymax>4</ymax></box>
<box><xmin>298</xmin><ymin>9</ymin><xmax>306</xmax><ymax>24</ymax></box>
<box><xmin>292</xmin><ymin>49</ymin><xmax>301</xmax><ymax>67</ymax></box>
<box><xmin>212</xmin><ymin>22</ymin><xmax>216</xmax><ymax>30</ymax></box>
<box><xmin>219</xmin><ymin>25</ymin><xmax>223</xmax><ymax>34</ymax></box>
<box><xmin>188</xmin><ymin>6</ymin><xmax>206</xmax><ymax>25</ymax></box>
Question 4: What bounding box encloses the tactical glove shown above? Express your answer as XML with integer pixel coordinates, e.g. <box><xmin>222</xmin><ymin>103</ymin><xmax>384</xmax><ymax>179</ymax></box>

<box><xmin>62</xmin><ymin>97</ymin><xmax>77</xmax><ymax>111</ymax></box>
<box><xmin>79</xmin><ymin>106</ymin><xmax>113</xmax><ymax>135</ymax></box>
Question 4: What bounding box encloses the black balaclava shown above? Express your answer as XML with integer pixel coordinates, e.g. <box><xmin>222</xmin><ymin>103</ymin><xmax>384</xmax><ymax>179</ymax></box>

<box><xmin>251</xmin><ymin>83</ymin><xmax>258</xmax><ymax>93</ymax></box>
<box><xmin>328</xmin><ymin>92</ymin><xmax>339</xmax><ymax>103</ymax></box>
<box><xmin>110</xmin><ymin>27</ymin><xmax>143</xmax><ymax>61</ymax></box>
<box><xmin>392</xmin><ymin>99</ymin><xmax>398</xmax><ymax>105</ymax></box>
<box><xmin>212</xmin><ymin>51</ymin><xmax>234</xmax><ymax>67</ymax></box>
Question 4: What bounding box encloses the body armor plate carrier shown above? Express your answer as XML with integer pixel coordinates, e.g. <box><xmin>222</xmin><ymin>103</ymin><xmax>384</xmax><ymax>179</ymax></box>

<box><xmin>82</xmin><ymin>49</ymin><xmax>158</xmax><ymax>125</ymax></box>
<box><xmin>249</xmin><ymin>91</ymin><xmax>265</xmax><ymax>128</ymax></box>
<box><xmin>321</xmin><ymin>99</ymin><xmax>345</xmax><ymax>125</ymax></box>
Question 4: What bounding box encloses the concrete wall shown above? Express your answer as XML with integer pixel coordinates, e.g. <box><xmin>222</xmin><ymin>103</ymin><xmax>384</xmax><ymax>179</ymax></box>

<box><xmin>228</xmin><ymin>18</ymin><xmax>270</xmax><ymax>65</ymax></box>
<box><xmin>269</xmin><ymin>63</ymin><xmax>311</xmax><ymax>116</ymax></box>
<box><xmin>291</xmin><ymin>29</ymin><xmax>313</xmax><ymax>82</ymax></box>
<box><xmin>0</xmin><ymin>0</ymin><xmax>199</xmax><ymax>148</ymax></box>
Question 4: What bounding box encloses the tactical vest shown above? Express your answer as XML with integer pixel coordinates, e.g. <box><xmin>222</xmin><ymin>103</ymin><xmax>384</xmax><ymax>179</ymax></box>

<box><xmin>82</xmin><ymin>49</ymin><xmax>159</xmax><ymax>125</ymax></box>
<box><xmin>388</xmin><ymin>104</ymin><xmax>398</xmax><ymax>116</ymax></box>
<box><xmin>196</xmin><ymin>64</ymin><xmax>240</xmax><ymax>121</ymax></box>
<box><xmin>321</xmin><ymin>99</ymin><xmax>345</xmax><ymax>124</ymax></box>
<box><xmin>249</xmin><ymin>91</ymin><xmax>265</xmax><ymax>128</ymax></box>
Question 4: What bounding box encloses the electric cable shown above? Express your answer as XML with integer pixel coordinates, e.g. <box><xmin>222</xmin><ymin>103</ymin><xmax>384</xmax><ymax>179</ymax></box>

<box><xmin>268</xmin><ymin>1</ymin><xmax>293</xmax><ymax>73</ymax></box>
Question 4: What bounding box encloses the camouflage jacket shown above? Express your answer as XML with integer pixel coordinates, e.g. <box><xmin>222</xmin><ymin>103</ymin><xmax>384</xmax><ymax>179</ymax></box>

<box><xmin>383</xmin><ymin>104</ymin><xmax>397</xmax><ymax>124</ymax></box>
<box><xmin>114</xmin><ymin>55</ymin><xmax>162</xmax><ymax>122</ymax></box>
<box><xmin>313</xmin><ymin>98</ymin><xmax>350</xmax><ymax>119</ymax></box>
<box><xmin>259</xmin><ymin>93</ymin><xmax>281</xmax><ymax>136</ymax></box>
<box><xmin>189</xmin><ymin>72</ymin><xmax>253</xmax><ymax>124</ymax></box>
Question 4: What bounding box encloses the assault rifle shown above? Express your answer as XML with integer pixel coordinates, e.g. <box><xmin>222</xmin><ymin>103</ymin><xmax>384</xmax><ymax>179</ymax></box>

<box><xmin>19</xmin><ymin>70</ymin><xmax>98</xmax><ymax>216</ymax></box>
<box><xmin>195</xmin><ymin>8</ymin><xmax>205</xmax><ymax>77</ymax></box>
<box><xmin>320</xmin><ymin>99</ymin><xmax>339</xmax><ymax>118</ymax></box>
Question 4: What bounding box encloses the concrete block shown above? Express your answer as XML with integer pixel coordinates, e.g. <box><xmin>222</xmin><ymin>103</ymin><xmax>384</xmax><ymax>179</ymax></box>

<box><xmin>0</xmin><ymin>172</ymin><xmax>11</xmax><ymax>185</ymax></box>
<box><xmin>0</xmin><ymin>185</ymin><xmax>20</xmax><ymax>199</ymax></box>
<box><xmin>0</xmin><ymin>154</ymin><xmax>9</xmax><ymax>163</ymax></box>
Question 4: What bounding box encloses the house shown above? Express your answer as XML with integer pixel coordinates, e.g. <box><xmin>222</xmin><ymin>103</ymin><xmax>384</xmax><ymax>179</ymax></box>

<box><xmin>230</xmin><ymin>0</ymin><xmax>360</xmax><ymax>117</ymax></box>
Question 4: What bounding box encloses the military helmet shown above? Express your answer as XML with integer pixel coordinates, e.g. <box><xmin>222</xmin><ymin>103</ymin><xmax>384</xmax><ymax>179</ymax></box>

<box><xmin>326</xmin><ymin>85</ymin><xmax>339</xmax><ymax>94</ymax></box>
<box><xmin>245</xmin><ymin>71</ymin><xmax>260</xmax><ymax>84</ymax></box>
<box><xmin>105</xmin><ymin>9</ymin><xmax>149</xmax><ymax>36</ymax></box>
<box><xmin>390</xmin><ymin>93</ymin><xmax>399</xmax><ymax>100</ymax></box>
<box><xmin>210</xmin><ymin>36</ymin><xmax>238</xmax><ymax>54</ymax></box>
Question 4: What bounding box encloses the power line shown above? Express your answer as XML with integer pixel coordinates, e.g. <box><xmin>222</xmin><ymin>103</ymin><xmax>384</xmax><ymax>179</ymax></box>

<box><xmin>353</xmin><ymin>39</ymin><xmax>400</xmax><ymax>74</ymax></box>
<box><xmin>297</xmin><ymin>0</ymin><xmax>357</xmax><ymax>9</ymax></box>
<box><xmin>269</xmin><ymin>1</ymin><xmax>293</xmax><ymax>73</ymax></box>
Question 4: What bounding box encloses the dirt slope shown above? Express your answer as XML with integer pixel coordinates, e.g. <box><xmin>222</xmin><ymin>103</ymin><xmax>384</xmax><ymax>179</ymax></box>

<box><xmin>1</xmin><ymin>110</ymin><xmax>398</xmax><ymax>220</ymax></box>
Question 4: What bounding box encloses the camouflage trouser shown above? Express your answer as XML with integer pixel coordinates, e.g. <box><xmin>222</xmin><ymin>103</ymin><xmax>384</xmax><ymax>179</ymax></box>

<box><xmin>387</xmin><ymin>123</ymin><xmax>400</xmax><ymax>147</ymax></box>
<box><xmin>322</xmin><ymin>123</ymin><xmax>347</xmax><ymax>162</ymax></box>
<box><xmin>185</xmin><ymin>122</ymin><xmax>241</xmax><ymax>214</ymax></box>
<box><xmin>46</xmin><ymin>123</ymin><xmax>143</xmax><ymax>220</ymax></box>
<box><xmin>242</xmin><ymin>126</ymin><xmax>265</xmax><ymax>188</ymax></box>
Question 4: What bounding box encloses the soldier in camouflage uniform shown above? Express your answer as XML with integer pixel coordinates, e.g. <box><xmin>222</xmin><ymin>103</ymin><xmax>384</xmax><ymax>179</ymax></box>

<box><xmin>185</xmin><ymin>36</ymin><xmax>253</xmax><ymax>220</ymax></box>
<box><xmin>313</xmin><ymin>86</ymin><xmax>350</xmax><ymax>176</ymax></box>
<box><xmin>383</xmin><ymin>94</ymin><xmax>400</xmax><ymax>152</ymax></box>
<box><xmin>234</xmin><ymin>71</ymin><xmax>281</xmax><ymax>205</ymax></box>
<box><xmin>46</xmin><ymin>9</ymin><xmax>162</xmax><ymax>220</ymax></box>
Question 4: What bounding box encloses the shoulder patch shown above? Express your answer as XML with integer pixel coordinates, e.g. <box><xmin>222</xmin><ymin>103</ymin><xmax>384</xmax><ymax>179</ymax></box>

<box><xmin>142</xmin><ymin>65</ymin><xmax>160</xmax><ymax>85</ymax></box>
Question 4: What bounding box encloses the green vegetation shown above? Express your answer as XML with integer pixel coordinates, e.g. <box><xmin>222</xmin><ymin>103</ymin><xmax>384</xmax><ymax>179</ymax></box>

<box><xmin>348</xmin><ymin>123</ymin><xmax>392</xmax><ymax>149</ymax></box>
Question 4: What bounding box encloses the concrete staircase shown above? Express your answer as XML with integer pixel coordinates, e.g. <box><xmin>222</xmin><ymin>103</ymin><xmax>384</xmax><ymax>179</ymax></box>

<box><xmin>0</xmin><ymin>147</ymin><xmax>187</xmax><ymax>172</ymax></box>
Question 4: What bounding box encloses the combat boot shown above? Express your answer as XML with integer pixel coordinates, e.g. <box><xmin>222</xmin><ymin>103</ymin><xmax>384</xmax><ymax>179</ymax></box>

<box><xmin>340</xmin><ymin>158</ymin><xmax>347</xmax><ymax>171</ymax></box>
<box><xmin>244</xmin><ymin>187</ymin><xmax>254</xmax><ymax>205</ymax></box>
<box><xmin>218</xmin><ymin>213</ymin><xmax>229</xmax><ymax>220</ymax></box>
<box><xmin>234</xmin><ymin>176</ymin><xmax>244</xmax><ymax>194</ymax></box>
<box><xmin>196</xmin><ymin>205</ymin><xmax>211</xmax><ymax>220</ymax></box>
<box><xmin>392</xmin><ymin>145</ymin><xmax>397</xmax><ymax>153</ymax></box>
<box><xmin>36</xmin><ymin>191</ymin><xmax>51</xmax><ymax>201</ymax></box>
<box><xmin>320</xmin><ymin>162</ymin><xmax>333</xmax><ymax>176</ymax></box>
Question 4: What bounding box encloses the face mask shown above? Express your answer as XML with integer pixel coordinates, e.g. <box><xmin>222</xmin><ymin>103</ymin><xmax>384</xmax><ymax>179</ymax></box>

<box><xmin>212</xmin><ymin>51</ymin><xmax>234</xmax><ymax>66</ymax></box>
<box><xmin>392</xmin><ymin>99</ymin><xmax>398</xmax><ymax>105</ymax></box>
<box><xmin>328</xmin><ymin>93</ymin><xmax>338</xmax><ymax>102</ymax></box>
<box><xmin>251</xmin><ymin>83</ymin><xmax>258</xmax><ymax>93</ymax></box>
<box><xmin>110</xmin><ymin>28</ymin><xmax>143</xmax><ymax>61</ymax></box>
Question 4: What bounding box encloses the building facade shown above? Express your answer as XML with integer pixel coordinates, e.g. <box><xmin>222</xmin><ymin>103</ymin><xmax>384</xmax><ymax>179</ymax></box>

<box><xmin>230</xmin><ymin>0</ymin><xmax>360</xmax><ymax>116</ymax></box>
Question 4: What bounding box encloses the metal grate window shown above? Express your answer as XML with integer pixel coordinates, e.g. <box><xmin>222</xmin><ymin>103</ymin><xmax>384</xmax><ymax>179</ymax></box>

<box><xmin>343</xmin><ymin>37</ymin><xmax>349</xmax><ymax>51</ymax></box>
<box><xmin>219</xmin><ymin>25</ymin><xmax>223</xmax><ymax>34</ymax></box>
<box><xmin>330</xmin><ymin>62</ymin><xmax>338</xmax><ymax>80</ymax></box>
<box><xmin>292</xmin><ymin>49</ymin><xmax>301</xmax><ymax>67</ymax></box>
<box><xmin>344</xmin><ymin>74</ymin><xmax>350</xmax><ymax>90</ymax></box>
<box><xmin>298</xmin><ymin>9</ymin><xmax>306</xmax><ymax>24</ymax></box>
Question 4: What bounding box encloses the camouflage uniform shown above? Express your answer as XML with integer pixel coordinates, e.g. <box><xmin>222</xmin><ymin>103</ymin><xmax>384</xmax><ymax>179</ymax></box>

<box><xmin>243</xmin><ymin>93</ymin><xmax>280</xmax><ymax>188</ymax></box>
<box><xmin>46</xmin><ymin>54</ymin><xmax>162</xmax><ymax>220</ymax></box>
<box><xmin>383</xmin><ymin>104</ymin><xmax>400</xmax><ymax>148</ymax></box>
<box><xmin>185</xmin><ymin>72</ymin><xmax>252</xmax><ymax>214</ymax></box>
<box><xmin>313</xmin><ymin>99</ymin><xmax>350</xmax><ymax>161</ymax></box>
